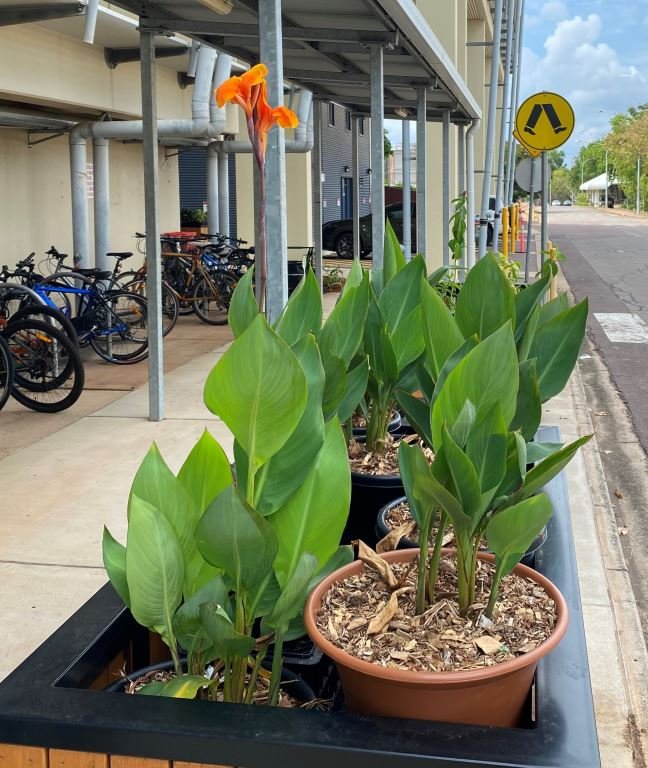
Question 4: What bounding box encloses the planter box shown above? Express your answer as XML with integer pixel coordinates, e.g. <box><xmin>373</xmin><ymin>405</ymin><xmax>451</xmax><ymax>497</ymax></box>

<box><xmin>0</xmin><ymin>427</ymin><xmax>600</xmax><ymax>768</ymax></box>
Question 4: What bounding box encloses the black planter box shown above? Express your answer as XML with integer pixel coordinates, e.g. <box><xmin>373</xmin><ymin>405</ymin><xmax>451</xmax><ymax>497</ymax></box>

<box><xmin>0</xmin><ymin>427</ymin><xmax>600</xmax><ymax>767</ymax></box>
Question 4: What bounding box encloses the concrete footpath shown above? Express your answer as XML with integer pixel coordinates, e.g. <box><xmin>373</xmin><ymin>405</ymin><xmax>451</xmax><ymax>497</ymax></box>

<box><xmin>1</xmin><ymin>294</ymin><xmax>647</xmax><ymax>766</ymax></box>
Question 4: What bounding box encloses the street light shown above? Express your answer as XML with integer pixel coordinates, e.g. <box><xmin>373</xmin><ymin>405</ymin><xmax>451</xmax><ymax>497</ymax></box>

<box><xmin>599</xmin><ymin>110</ymin><xmax>611</xmax><ymax>209</ymax></box>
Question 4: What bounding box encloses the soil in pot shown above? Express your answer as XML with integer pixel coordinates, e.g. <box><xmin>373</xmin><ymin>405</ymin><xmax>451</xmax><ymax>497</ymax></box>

<box><xmin>351</xmin><ymin>411</ymin><xmax>402</xmax><ymax>439</ymax></box>
<box><xmin>376</xmin><ymin>498</ymin><xmax>547</xmax><ymax>568</ymax></box>
<box><xmin>304</xmin><ymin>548</ymin><xmax>568</xmax><ymax>727</ymax></box>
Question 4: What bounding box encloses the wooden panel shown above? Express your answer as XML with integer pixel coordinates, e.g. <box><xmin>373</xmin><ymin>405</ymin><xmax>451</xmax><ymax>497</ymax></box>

<box><xmin>173</xmin><ymin>763</ymin><xmax>232</xmax><ymax>767</ymax></box>
<box><xmin>50</xmin><ymin>749</ymin><xmax>109</xmax><ymax>767</ymax></box>
<box><xmin>0</xmin><ymin>744</ymin><xmax>48</xmax><ymax>767</ymax></box>
<box><xmin>110</xmin><ymin>758</ymin><xmax>170</xmax><ymax>768</ymax></box>
<box><xmin>90</xmin><ymin>650</ymin><xmax>127</xmax><ymax>691</ymax></box>
<box><xmin>148</xmin><ymin>634</ymin><xmax>169</xmax><ymax>666</ymax></box>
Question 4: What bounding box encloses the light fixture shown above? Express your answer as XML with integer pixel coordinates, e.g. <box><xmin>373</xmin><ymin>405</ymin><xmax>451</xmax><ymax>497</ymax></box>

<box><xmin>343</xmin><ymin>165</ymin><xmax>350</xmax><ymax>173</ymax></box>
<box><xmin>394</xmin><ymin>107</ymin><xmax>409</xmax><ymax>118</ymax></box>
<box><xmin>197</xmin><ymin>0</ymin><xmax>234</xmax><ymax>14</ymax></box>
<box><xmin>367</xmin><ymin>167</ymin><xmax>372</xmax><ymax>175</ymax></box>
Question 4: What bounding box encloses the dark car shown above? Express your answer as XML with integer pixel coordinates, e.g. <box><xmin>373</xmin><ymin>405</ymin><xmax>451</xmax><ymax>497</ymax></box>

<box><xmin>322</xmin><ymin>202</ymin><xmax>416</xmax><ymax>258</ymax></box>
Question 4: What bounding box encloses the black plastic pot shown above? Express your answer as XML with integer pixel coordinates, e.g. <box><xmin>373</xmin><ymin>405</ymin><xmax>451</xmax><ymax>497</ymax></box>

<box><xmin>376</xmin><ymin>498</ymin><xmax>548</xmax><ymax>569</ymax></box>
<box><xmin>351</xmin><ymin>411</ymin><xmax>402</xmax><ymax>439</ymax></box>
<box><xmin>343</xmin><ymin>470</ymin><xmax>404</xmax><ymax>547</ymax></box>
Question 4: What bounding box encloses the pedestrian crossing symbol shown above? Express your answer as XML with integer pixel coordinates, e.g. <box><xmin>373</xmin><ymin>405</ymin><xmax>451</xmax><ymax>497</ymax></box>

<box><xmin>514</xmin><ymin>91</ymin><xmax>574</xmax><ymax>154</ymax></box>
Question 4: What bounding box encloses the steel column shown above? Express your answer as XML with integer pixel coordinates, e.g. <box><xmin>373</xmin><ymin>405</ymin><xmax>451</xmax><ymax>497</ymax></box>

<box><xmin>402</xmin><ymin>119</ymin><xmax>412</xmax><ymax>259</ymax></box>
<box><xmin>506</xmin><ymin>0</ymin><xmax>525</xmax><ymax>204</ymax></box>
<box><xmin>207</xmin><ymin>146</ymin><xmax>220</xmax><ymax>237</ymax></box>
<box><xmin>457</xmin><ymin>123</ymin><xmax>465</xmax><ymax>193</ymax></box>
<box><xmin>218</xmin><ymin>150</ymin><xmax>229</xmax><ymax>237</ymax></box>
<box><xmin>139</xmin><ymin>29</ymin><xmax>163</xmax><ymax>422</ymax></box>
<box><xmin>442</xmin><ymin>109</ymin><xmax>451</xmax><ymax>266</ymax></box>
<box><xmin>541</xmin><ymin>152</ymin><xmax>548</xmax><ymax>269</ymax></box>
<box><xmin>524</xmin><ymin>156</ymin><xmax>536</xmax><ymax>282</ymax></box>
<box><xmin>492</xmin><ymin>0</ymin><xmax>515</xmax><ymax>248</ymax></box>
<box><xmin>92</xmin><ymin>138</ymin><xmax>110</xmax><ymax>271</ymax></box>
<box><xmin>70</xmin><ymin>137</ymin><xmax>89</xmax><ymax>268</ymax></box>
<box><xmin>369</xmin><ymin>45</ymin><xmax>385</xmax><ymax>269</ymax></box>
<box><xmin>259</xmin><ymin>0</ymin><xmax>288</xmax><ymax>323</ymax></box>
<box><xmin>478</xmin><ymin>0</ymin><xmax>504</xmax><ymax>259</ymax></box>
<box><xmin>416</xmin><ymin>87</ymin><xmax>427</xmax><ymax>259</ymax></box>
<box><xmin>312</xmin><ymin>101</ymin><xmax>323</xmax><ymax>292</ymax></box>
<box><xmin>352</xmin><ymin>114</ymin><xmax>361</xmax><ymax>261</ymax></box>
<box><xmin>465</xmin><ymin>118</ymin><xmax>480</xmax><ymax>270</ymax></box>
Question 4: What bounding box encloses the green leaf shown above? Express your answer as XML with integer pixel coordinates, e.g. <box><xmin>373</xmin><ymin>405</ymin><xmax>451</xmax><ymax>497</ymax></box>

<box><xmin>518</xmin><ymin>435</ymin><xmax>592</xmax><ymax>500</ymax></box>
<box><xmin>441</xmin><ymin>424</ymin><xmax>484</xmax><ymax>528</ymax></box>
<box><xmin>364</xmin><ymin>301</ymin><xmax>399</xmax><ymax>386</ymax></box>
<box><xmin>275</xmin><ymin>269</ymin><xmax>323</xmax><ymax>346</ymax></box>
<box><xmin>495</xmin><ymin>432</ymin><xmax>526</xmax><ymax>499</ymax></box>
<box><xmin>430</xmin><ymin>336</ymin><xmax>479</xmax><ymax>407</ymax></box>
<box><xmin>511</xmin><ymin>359</ymin><xmax>542</xmax><ymax>442</ymax></box>
<box><xmin>196</xmin><ymin>484</ymin><xmax>278</xmax><ymax>594</ymax></box>
<box><xmin>102</xmin><ymin>527</ymin><xmax>130</xmax><ymax>607</ymax></box>
<box><xmin>537</xmin><ymin>292</ymin><xmax>569</xmax><ymax>328</ymax></box>
<box><xmin>336</xmin><ymin>357</ymin><xmax>369</xmax><ymax>424</ymax></box>
<box><xmin>383</xmin><ymin>218</ymin><xmax>406</xmax><ymax>287</ymax></box>
<box><xmin>398</xmin><ymin>441</ymin><xmax>436</xmax><ymax>529</ymax></box>
<box><xmin>391</xmin><ymin>305</ymin><xmax>425</xmax><ymax>373</ymax></box>
<box><xmin>529</xmin><ymin>299</ymin><xmax>588</xmax><ymax>402</ymax></box>
<box><xmin>255</xmin><ymin>334</ymin><xmax>326</xmax><ymax>517</ymax></box>
<box><xmin>136</xmin><ymin>681</ymin><xmax>167</xmax><ymax>696</ymax></box>
<box><xmin>428</xmin><ymin>266</ymin><xmax>449</xmax><ymax>287</ymax></box>
<box><xmin>173</xmin><ymin>575</ymin><xmax>229</xmax><ymax>656</ymax></box>
<box><xmin>516</xmin><ymin>303</ymin><xmax>539</xmax><ymax>363</ymax></box>
<box><xmin>146</xmin><ymin>675</ymin><xmax>210</xmax><ymax>699</ymax></box>
<box><xmin>465</xmin><ymin>404</ymin><xmax>508</xmax><ymax>498</ymax></box>
<box><xmin>309</xmin><ymin>546</ymin><xmax>354</xmax><ymax>590</ymax></box>
<box><xmin>395</xmin><ymin>389</ymin><xmax>433</xmax><ymax>447</ymax></box>
<box><xmin>199</xmin><ymin>603</ymin><xmax>256</xmax><ymax>659</ymax></box>
<box><xmin>420</xmin><ymin>279</ymin><xmax>464</xmax><ymax>380</ymax></box>
<box><xmin>455</xmin><ymin>253</ymin><xmax>515</xmax><ymax>340</ymax></box>
<box><xmin>204</xmin><ymin>314</ymin><xmax>307</xmax><ymax>471</ymax></box>
<box><xmin>342</xmin><ymin>259</ymin><xmax>364</xmax><ymax>294</ymax></box>
<box><xmin>514</xmin><ymin>271</ymin><xmax>550</xmax><ymax>341</ymax></box>
<box><xmin>270</xmin><ymin>419</ymin><xmax>350</xmax><ymax>584</ymax></box>
<box><xmin>487</xmin><ymin>494</ymin><xmax>553</xmax><ymax>577</ymax></box>
<box><xmin>432</xmin><ymin>323</ymin><xmax>519</xmax><ymax>451</ymax></box>
<box><xmin>319</xmin><ymin>273</ymin><xmax>369</xmax><ymax>366</ymax></box>
<box><xmin>126</xmin><ymin>496</ymin><xmax>184</xmax><ymax>641</ymax></box>
<box><xmin>265</xmin><ymin>552</ymin><xmax>319</xmax><ymax>627</ymax></box>
<box><xmin>228</xmin><ymin>267</ymin><xmax>258</xmax><ymax>338</ymax></box>
<box><xmin>177</xmin><ymin>430</ymin><xmax>233</xmax><ymax>516</ymax></box>
<box><xmin>378</xmin><ymin>255</ymin><xmax>426</xmax><ymax>334</ymax></box>
<box><xmin>451</xmin><ymin>399</ymin><xmax>477</xmax><ymax>448</ymax></box>
<box><xmin>526</xmin><ymin>441</ymin><xmax>563</xmax><ymax>463</ymax></box>
<box><xmin>321</xmin><ymin>354</ymin><xmax>347</xmax><ymax>422</ymax></box>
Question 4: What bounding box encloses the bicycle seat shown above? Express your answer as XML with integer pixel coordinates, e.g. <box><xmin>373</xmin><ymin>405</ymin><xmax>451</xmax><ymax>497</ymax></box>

<box><xmin>106</xmin><ymin>252</ymin><xmax>133</xmax><ymax>260</ymax></box>
<box><xmin>74</xmin><ymin>268</ymin><xmax>112</xmax><ymax>280</ymax></box>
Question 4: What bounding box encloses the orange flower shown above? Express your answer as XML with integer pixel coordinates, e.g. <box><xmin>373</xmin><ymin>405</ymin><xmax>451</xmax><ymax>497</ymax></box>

<box><xmin>254</xmin><ymin>82</ymin><xmax>299</xmax><ymax>156</ymax></box>
<box><xmin>216</xmin><ymin>63</ymin><xmax>268</xmax><ymax>115</ymax></box>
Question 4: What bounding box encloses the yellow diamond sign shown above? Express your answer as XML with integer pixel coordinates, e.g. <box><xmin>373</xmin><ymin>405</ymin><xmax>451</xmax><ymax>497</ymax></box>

<box><xmin>514</xmin><ymin>91</ymin><xmax>575</xmax><ymax>154</ymax></box>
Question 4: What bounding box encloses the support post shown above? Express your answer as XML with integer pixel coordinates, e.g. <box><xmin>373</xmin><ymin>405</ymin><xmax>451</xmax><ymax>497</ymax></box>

<box><xmin>140</xmin><ymin>28</ymin><xmax>163</xmax><ymax>422</ymax></box>
<box><xmin>478</xmin><ymin>0</ymin><xmax>504</xmax><ymax>259</ymax></box>
<box><xmin>465</xmin><ymin>118</ymin><xmax>480</xmax><ymax>271</ymax></box>
<box><xmin>637</xmin><ymin>156</ymin><xmax>641</xmax><ymax>214</ymax></box>
<box><xmin>442</xmin><ymin>110</ymin><xmax>451</xmax><ymax>266</ymax></box>
<box><xmin>207</xmin><ymin>145</ymin><xmax>219</xmax><ymax>237</ymax></box>
<box><xmin>541</xmin><ymin>152</ymin><xmax>548</xmax><ymax>269</ymax></box>
<box><xmin>218</xmin><ymin>150</ymin><xmax>229</xmax><ymax>237</ymax></box>
<box><xmin>506</xmin><ymin>0</ymin><xmax>525</xmax><ymax>204</ymax></box>
<box><xmin>524</xmin><ymin>156</ymin><xmax>536</xmax><ymax>281</ymax></box>
<box><xmin>502</xmin><ymin>205</ymin><xmax>509</xmax><ymax>259</ymax></box>
<box><xmin>416</xmin><ymin>87</ymin><xmax>427</xmax><ymax>260</ymax></box>
<box><xmin>70</xmin><ymin>137</ymin><xmax>89</xmax><ymax>268</ymax></box>
<box><xmin>457</xmin><ymin>123</ymin><xmax>465</xmax><ymax>193</ymax></box>
<box><xmin>312</xmin><ymin>100</ymin><xmax>323</xmax><ymax>291</ymax></box>
<box><xmin>352</xmin><ymin>114</ymin><xmax>361</xmax><ymax>261</ymax></box>
<box><xmin>402</xmin><ymin>119</ymin><xmax>412</xmax><ymax>260</ymax></box>
<box><xmin>93</xmin><ymin>138</ymin><xmax>110</xmax><ymax>271</ymax></box>
<box><xmin>259</xmin><ymin>0</ymin><xmax>288</xmax><ymax>323</ymax></box>
<box><xmin>369</xmin><ymin>45</ymin><xmax>385</xmax><ymax>268</ymax></box>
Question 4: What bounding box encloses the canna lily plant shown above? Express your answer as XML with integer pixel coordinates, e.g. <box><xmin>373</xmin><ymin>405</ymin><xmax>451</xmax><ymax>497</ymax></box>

<box><xmin>102</xmin><ymin>278</ymin><xmax>353</xmax><ymax>705</ymax></box>
<box><xmin>216</xmin><ymin>63</ymin><xmax>299</xmax><ymax>312</ymax></box>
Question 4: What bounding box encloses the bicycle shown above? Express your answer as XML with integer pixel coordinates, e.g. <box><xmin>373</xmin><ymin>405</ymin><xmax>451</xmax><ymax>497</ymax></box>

<box><xmin>0</xmin><ymin>334</ymin><xmax>14</xmax><ymax>412</ymax></box>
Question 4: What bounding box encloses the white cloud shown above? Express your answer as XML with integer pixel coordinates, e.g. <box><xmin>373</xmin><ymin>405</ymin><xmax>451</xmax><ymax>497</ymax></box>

<box><xmin>541</xmin><ymin>1</ymin><xmax>568</xmax><ymax>21</ymax></box>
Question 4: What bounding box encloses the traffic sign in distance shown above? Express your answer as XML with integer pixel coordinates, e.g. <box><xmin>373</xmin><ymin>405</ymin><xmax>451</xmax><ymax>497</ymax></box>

<box><xmin>515</xmin><ymin>157</ymin><xmax>550</xmax><ymax>193</ymax></box>
<box><xmin>514</xmin><ymin>91</ymin><xmax>575</xmax><ymax>153</ymax></box>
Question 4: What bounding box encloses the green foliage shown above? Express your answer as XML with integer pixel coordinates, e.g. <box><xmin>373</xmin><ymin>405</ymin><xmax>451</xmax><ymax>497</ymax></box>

<box><xmin>448</xmin><ymin>193</ymin><xmax>467</xmax><ymax>262</ymax></box>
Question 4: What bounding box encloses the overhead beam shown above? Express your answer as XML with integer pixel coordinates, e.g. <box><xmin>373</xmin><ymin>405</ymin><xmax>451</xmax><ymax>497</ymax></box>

<box><xmin>0</xmin><ymin>2</ymin><xmax>84</xmax><ymax>26</ymax></box>
<box><xmin>104</xmin><ymin>46</ymin><xmax>188</xmax><ymax>69</ymax></box>
<box><xmin>283</xmin><ymin>69</ymin><xmax>434</xmax><ymax>87</ymax></box>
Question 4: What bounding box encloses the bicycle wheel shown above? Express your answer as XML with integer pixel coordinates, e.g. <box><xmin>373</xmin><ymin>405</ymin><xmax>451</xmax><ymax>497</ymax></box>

<box><xmin>89</xmin><ymin>291</ymin><xmax>149</xmax><ymax>364</ymax></box>
<box><xmin>10</xmin><ymin>303</ymin><xmax>79</xmax><ymax>347</ymax></box>
<box><xmin>0</xmin><ymin>334</ymin><xmax>14</xmax><ymax>412</ymax></box>
<box><xmin>3</xmin><ymin>319</ymin><xmax>84</xmax><ymax>412</ymax></box>
<box><xmin>121</xmin><ymin>278</ymin><xmax>179</xmax><ymax>337</ymax></box>
<box><xmin>192</xmin><ymin>273</ymin><xmax>235</xmax><ymax>325</ymax></box>
<box><xmin>163</xmin><ymin>259</ymin><xmax>194</xmax><ymax>315</ymax></box>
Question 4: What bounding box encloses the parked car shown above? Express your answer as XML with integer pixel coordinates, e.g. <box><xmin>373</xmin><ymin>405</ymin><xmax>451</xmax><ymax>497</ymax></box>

<box><xmin>599</xmin><ymin>195</ymin><xmax>614</xmax><ymax>208</ymax></box>
<box><xmin>552</xmin><ymin>200</ymin><xmax>562</xmax><ymax>206</ymax></box>
<box><xmin>563</xmin><ymin>199</ymin><xmax>572</xmax><ymax>206</ymax></box>
<box><xmin>322</xmin><ymin>202</ymin><xmax>416</xmax><ymax>258</ymax></box>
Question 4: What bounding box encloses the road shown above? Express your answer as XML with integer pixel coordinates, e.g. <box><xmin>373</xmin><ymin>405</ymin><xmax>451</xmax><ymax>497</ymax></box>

<box><xmin>548</xmin><ymin>205</ymin><xmax>648</xmax><ymax>643</ymax></box>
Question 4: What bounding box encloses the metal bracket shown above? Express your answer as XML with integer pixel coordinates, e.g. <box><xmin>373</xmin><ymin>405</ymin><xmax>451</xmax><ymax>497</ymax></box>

<box><xmin>27</xmin><ymin>131</ymin><xmax>66</xmax><ymax>149</ymax></box>
<box><xmin>177</xmin><ymin>72</ymin><xmax>195</xmax><ymax>90</ymax></box>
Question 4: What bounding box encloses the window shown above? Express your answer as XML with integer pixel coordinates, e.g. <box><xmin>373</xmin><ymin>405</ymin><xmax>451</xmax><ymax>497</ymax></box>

<box><xmin>359</xmin><ymin>118</ymin><xmax>364</xmax><ymax>135</ymax></box>
<box><xmin>328</xmin><ymin>103</ymin><xmax>335</xmax><ymax>127</ymax></box>
<box><xmin>345</xmin><ymin>109</ymin><xmax>352</xmax><ymax>132</ymax></box>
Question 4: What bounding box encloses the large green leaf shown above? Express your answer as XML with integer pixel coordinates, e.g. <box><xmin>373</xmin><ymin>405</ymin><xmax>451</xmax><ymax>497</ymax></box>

<box><xmin>428</xmin><ymin>266</ymin><xmax>449</xmax><ymax>287</ymax></box>
<box><xmin>529</xmin><ymin>299</ymin><xmax>588</xmax><ymax>402</ymax></box>
<box><xmin>275</xmin><ymin>269</ymin><xmax>323</xmax><ymax>346</ymax></box>
<box><xmin>265</xmin><ymin>552</ymin><xmax>318</xmax><ymax>627</ymax></box>
<box><xmin>321</xmin><ymin>353</ymin><xmax>347</xmax><ymax>422</ymax></box>
<box><xmin>199</xmin><ymin>603</ymin><xmax>256</xmax><ymax>659</ymax></box>
<box><xmin>140</xmin><ymin>675</ymin><xmax>210</xmax><ymax>699</ymax></box>
<box><xmin>465</xmin><ymin>404</ymin><xmax>508</xmax><ymax>499</ymax></box>
<box><xmin>364</xmin><ymin>302</ymin><xmax>398</xmax><ymax>386</ymax></box>
<box><xmin>430</xmin><ymin>336</ymin><xmax>479</xmax><ymax>407</ymax></box>
<box><xmin>270</xmin><ymin>419</ymin><xmax>350</xmax><ymax>584</ymax></box>
<box><xmin>177</xmin><ymin>430</ymin><xmax>233</xmax><ymax>516</ymax></box>
<box><xmin>516</xmin><ymin>303</ymin><xmax>539</xmax><ymax>363</ymax></box>
<box><xmin>319</xmin><ymin>273</ymin><xmax>370</xmax><ymax>366</ymax></box>
<box><xmin>254</xmin><ymin>335</ymin><xmax>326</xmax><ymax>517</ymax></box>
<box><xmin>126</xmin><ymin>496</ymin><xmax>184</xmax><ymax>641</ymax></box>
<box><xmin>514</xmin><ymin>268</ymin><xmax>550</xmax><ymax>341</ymax></box>
<box><xmin>391</xmin><ymin>305</ymin><xmax>425</xmax><ymax>373</ymax></box>
<box><xmin>455</xmin><ymin>254</ymin><xmax>515</xmax><ymax>340</ymax></box>
<box><xmin>342</xmin><ymin>259</ymin><xmax>364</xmax><ymax>294</ymax></box>
<box><xmin>526</xmin><ymin>441</ymin><xmax>563</xmax><ymax>463</ymax></box>
<box><xmin>517</xmin><ymin>434</ymin><xmax>592</xmax><ymax>501</ymax></box>
<box><xmin>309</xmin><ymin>546</ymin><xmax>354</xmax><ymax>590</ymax></box>
<box><xmin>432</xmin><ymin>323</ymin><xmax>519</xmax><ymax>450</ymax></box>
<box><xmin>441</xmin><ymin>425</ymin><xmax>483</xmax><ymax>529</ymax></box>
<box><xmin>537</xmin><ymin>292</ymin><xmax>569</xmax><ymax>328</ymax></box>
<box><xmin>420</xmin><ymin>279</ymin><xmax>464</xmax><ymax>380</ymax></box>
<box><xmin>511</xmin><ymin>359</ymin><xmax>542</xmax><ymax>442</ymax></box>
<box><xmin>173</xmin><ymin>575</ymin><xmax>229</xmax><ymax>656</ymax></box>
<box><xmin>398</xmin><ymin>441</ymin><xmax>436</xmax><ymax>528</ymax></box>
<box><xmin>204</xmin><ymin>314</ymin><xmax>307</xmax><ymax>472</ymax></box>
<box><xmin>129</xmin><ymin>444</ymin><xmax>204</xmax><ymax>596</ymax></box>
<box><xmin>336</xmin><ymin>357</ymin><xmax>369</xmax><ymax>424</ymax></box>
<box><xmin>487</xmin><ymin>494</ymin><xmax>553</xmax><ymax>577</ymax></box>
<box><xmin>378</xmin><ymin>255</ymin><xmax>426</xmax><ymax>334</ymax></box>
<box><xmin>196</xmin><ymin>484</ymin><xmax>278</xmax><ymax>594</ymax></box>
<box><xmin>383</xmin><ymin>218</ymin><xmax>406</xmax><ymax>288</ymax></box>
<box><xmin>228</xmin><ymin>267</ymin><xmax>258</xmax><ymax>338</ymax></box>
<box><xmin>395</xmin><ymin>389</ymin><xmax>433</xmax><ymax>447</ymax></box>
<box><xmin>102</xmin><ymin>527</ymin><xmax>130</xmax><ymax>607</ymax></box>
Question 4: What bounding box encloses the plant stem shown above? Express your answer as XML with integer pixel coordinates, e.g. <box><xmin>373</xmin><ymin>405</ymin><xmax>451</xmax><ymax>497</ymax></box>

<box><xmin>415</xmin><ymin>513</ymin><xmax>432</xmax><ymax>615</ymax></box>
<box><xmin>456</xmin><ymin>538</ymin><xmax>473</xmax><ymax>617</ymax></box>
<box><xmin>427</xmin><ymin>511</ymin><xmax>447</xmax><ymax>604</ymax></box>
<box><xmin>485</xmin><ymin>564</ymin><xmax>504</xmax><ymax>618</ymax></box>
<box><xmin>257</xmin><ymin>162</ymin><xmax>267</xmax><ymax>313</ymax></box>
<box><xmin>268</xmin><ymin>625</ymin><xmax>286</xmax><ymax>706</ymax></box>
<box><xmin>245</xmin><ymin>642</ymin><xmax>270</xmax><ymax>705</ymax></box>
<box><xmin>366</xmin><ymin>396</ymin><xmax>390</xmax><ymax>454</ymax></box>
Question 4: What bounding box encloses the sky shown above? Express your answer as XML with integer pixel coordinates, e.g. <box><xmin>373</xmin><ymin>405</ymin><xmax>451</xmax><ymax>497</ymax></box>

<box><xmin>386</xmin><ymin>0</ymin><xmax>648</xmax><ymax>163</ymax></box>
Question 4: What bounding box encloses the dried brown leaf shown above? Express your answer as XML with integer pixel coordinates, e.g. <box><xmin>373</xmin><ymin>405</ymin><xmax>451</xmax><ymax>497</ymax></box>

<box><xmin>474</xmin><ymin>636</ymin><xmax>504</xmax><ymax>655</ymax></box>
<box><xmin>614</xmin><ymin>488</ymin><xmax>624</xmax><ymax>499</ymax></box>
<box><xmin>358</xmin><ymin>540</ymin><xmax>397</xmax><ymax>587</ymax></box>
<box><xmin>367</xmin><ymin>587</ymin><xmax>411</xmax><ymax>635</ymax></box>
<box><xmin>377</xmin><ymin>521</ymin><xmax>416</xmax><ymax>553</ymax></box>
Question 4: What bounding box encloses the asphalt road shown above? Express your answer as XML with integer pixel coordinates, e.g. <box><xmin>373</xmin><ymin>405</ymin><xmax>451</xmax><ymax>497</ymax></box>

<box><xmin>550</xmin><ymin>205</ymin><xmax>648</xmax><ymax>643</ymax></box>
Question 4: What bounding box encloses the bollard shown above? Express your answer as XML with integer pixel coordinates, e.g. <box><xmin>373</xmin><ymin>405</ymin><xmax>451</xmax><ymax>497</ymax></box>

<box><xmin>502</xmin><ymin>206</ymin><xmax>509</xmax><ymax>259</ymax></box>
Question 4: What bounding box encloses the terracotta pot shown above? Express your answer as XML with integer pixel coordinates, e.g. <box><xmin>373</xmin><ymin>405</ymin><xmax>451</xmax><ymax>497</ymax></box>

<box><xmin>304</xmin><ymin>548</ymin><xmax>569</xmax><ymax>727</ymax></box>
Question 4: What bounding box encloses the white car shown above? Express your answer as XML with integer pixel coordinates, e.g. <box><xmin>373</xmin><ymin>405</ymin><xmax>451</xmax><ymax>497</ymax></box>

<box><xmin>552</xmin><ymin>200</ymin><xmax>562</xmax><ymax>206</ymax></box>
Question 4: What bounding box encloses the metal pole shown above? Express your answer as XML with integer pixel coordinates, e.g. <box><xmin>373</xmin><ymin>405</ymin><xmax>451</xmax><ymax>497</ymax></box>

<box><xmin>92</xmin><ymin>138</ymin><xmax>110</xmax><ymax>271</ymax></box>
<box><xmin>605</xmin><ymin>149</ymin><xmax>608</xmax><ymax>210</ymax></box>
<box><xmin>524</xmin><ymin>156</ymin><xmax>536</xmax><ymax>281</ymax></box>
<box><xmin>218</xmin><ymin>150</ymin><xmax>229</xmax><ymax>237</ymax></box>
<box><xmin>352</xmin><ymin>114</ymin><xmax>361</xmax><ymax>261</ymax></box>
<box><xmin>637</xmin><ymin>156</ymin><xmax>641</xmax><ymax>214</ymax></box>
<box><xmin>259</xmin><ymin>0</ymin><xmax>288</xmax><ymax>323</ymax></box>
<box><xmin>442</xmin><ymin>109</ymin><xmax>451</xmax><ymax>266</ymax></box>
<box><xmin>506</xmin><ymin>0</ymin><xmax>524</xmax><ymax>205</ymax></box>
<box><xmin>140</xmin><ymin>28</ymin><xmax>163</xmax><ymax>422</ymax></box>
<box><xmin>541</xmin><ymin>152</ymin><xmax>548</xmax><ymax>269</ymax></box>
<box><xmin>416</xmin><ymin>87</ymin><xmax>427</xmax><ymax>259</ymax></box>
<box><xmin>457</xmin><ymin>123</ymin><xmax>465</xmax><ymax>193</ymax></box>
<box><xmin>312</xmin><ymin>100</ymin><xmax>323</xmax><ymax>292</ymax></box>
<box><xmin>369</xmin><ymin>45</ymin><xmax>385</xmax><ymax>269</ymax></box>
<box><xmin>478</xmin><ymin>0</ymin><xmax>504</xmax><ymax>259</ymax></box>
<box><xmin>402</xmin><ymin>119</ymin><xmax>412</xmax><ymax>260</ymax></box>
<box><xmin>466</xmin><ymin>118</ymin><xmax>480</xmax><ymax>271</ymax></box>
<box><xmin>492</xmin><ymin>0</ymin><xmax>515</xmax><ymax>249</ymax></box>
<box><xmin>207</xmin><ymin>145</ymin><xmax>219</xmax><ymax>237</ymax></box>
<box><xmin>70</xmin><ymin>137</ymin><xmax>89</xmax><ymax>268</ymax></box>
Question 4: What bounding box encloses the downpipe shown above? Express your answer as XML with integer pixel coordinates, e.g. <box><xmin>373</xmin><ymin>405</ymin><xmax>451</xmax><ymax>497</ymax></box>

<box><xmin>465</xmin><ymin>118</ymin><xmax>480</xmax><ymax>271</ymax></box>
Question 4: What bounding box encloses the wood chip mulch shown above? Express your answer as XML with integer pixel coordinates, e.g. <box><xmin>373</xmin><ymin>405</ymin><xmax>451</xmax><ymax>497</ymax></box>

<box><xmin>316</xmin><ymin>554</ymin><xmax>556</xmax><ymax>673</ymax></box>
<box><xmin>348</xmin><ymin>434</ymin><xmax>434</xmax><ymax>476</ymax></box>
<box><xmin>382</xmin><ymin>501</ymin><xmax>486</xmax><ymax>551</ymax></box>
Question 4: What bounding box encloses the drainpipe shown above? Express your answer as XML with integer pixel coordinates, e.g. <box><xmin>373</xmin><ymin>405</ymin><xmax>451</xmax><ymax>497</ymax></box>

<box><xmin>83</xmin><ymin>0</ymin><xmax>99</xmax><ymax>44</ymax></box>
<box><xmin>93</xmin><ymin>138</ymin><xmax>110</xmax><ymax>270</ymax></box>
<box><xmin>218</xmin><ymin>150</ymin><xmax>230</xmax><ymax>237</ymax></box>
<box><xmin>466</xmin><ymin>118</ymin><xmax>481</xmax><ymax>270</ymax></box>
<box><xmin>207</xmin><ymin>148</ymin><xmax>220</xmax><ymax>237</ymax></box>
<box><xmin>70</xmin><ymin>135</ymin><xmax>90</xmax><ymax>267</ymax></box>
<box><xmin>206</xmin><ymin>53</ymin><xmax>233</xmax><ymax>237</ymax></box>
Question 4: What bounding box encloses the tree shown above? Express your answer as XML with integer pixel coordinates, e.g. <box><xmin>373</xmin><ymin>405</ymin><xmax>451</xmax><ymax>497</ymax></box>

<box><xmin>605</xmin><ymin>105</ymin><xmax>648</xmax><ymax>208</ymax></box>
<box><xmin>384</xmin><ymin>128</ymin><xmax>394</xmax><ymax>159</ymax></box>
<box><xmin>550</xmin><ymin>168</ymin><xmax>572</xmax><ymax>201</ymax></box>
<box><xmin>570</xmin><ymin>140</ymin><xmax>607</xmax><ymax>189</ymax></box>
<box><xmin>547</xmin><ymin>149</ymin><xmax>565</xmax><ymax>171</ymax></box>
